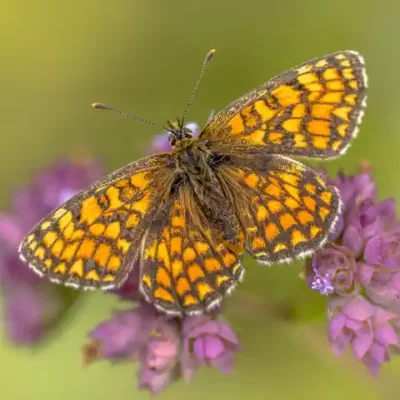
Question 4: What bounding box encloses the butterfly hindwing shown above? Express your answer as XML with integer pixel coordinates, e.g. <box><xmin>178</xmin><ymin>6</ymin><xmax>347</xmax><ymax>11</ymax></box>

<box><xmin>19</xmin><ymin>153</ymin><xmax>174</xmax><ymax>289</ymax></box>
<box><xmin>218</xmin><ymin>154</ymin><xmax>340</xmax><ymax>264</ymax></box>
<box><xmin>200</xmin><ymin>51</ymin><xmax>367</xmax><ymax>158</ymax></box>
<box><xmin>139</xmin><ymin>187</ymin><xmax>244</xmax><ymax>316</ymax></box>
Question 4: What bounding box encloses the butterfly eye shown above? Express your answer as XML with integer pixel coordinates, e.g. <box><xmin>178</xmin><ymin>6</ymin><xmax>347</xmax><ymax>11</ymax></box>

<box><xmin>168</xmin><ymin>134</ymin><xmax>177</xmax><ymax>146</ymax></box>
<box><xmin>182</xmin><ymin>127</ymin><xmax>193</xmax><ymax>138</ymax></box>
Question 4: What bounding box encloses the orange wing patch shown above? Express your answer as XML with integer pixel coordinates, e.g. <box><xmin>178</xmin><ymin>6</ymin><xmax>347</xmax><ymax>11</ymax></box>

<box><xmin>220</xmin><ymin>154</ymin><xmax>340</xmax><ymax>264</ymax></box>
<box><xmin>19</xmin><ymin>154</ymin><xmax>174</xmax><ymax>289</ymax></box>
<box><xmin>200</xmin><ymin>51</ymin><xmax>367</xmax><ymax>159</ymax></box>
<box><xmin>140</xmin><ymin>193</ymin><xmax>244</xmax><ymax>316</ymax></box>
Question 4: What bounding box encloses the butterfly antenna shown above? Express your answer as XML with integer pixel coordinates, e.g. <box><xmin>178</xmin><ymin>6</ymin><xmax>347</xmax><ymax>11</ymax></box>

<box><xmin>91</xmin><ymin>103</ymin><xmax>170</xmax><ymax>132</ymax></box>
<box><xmin>181</xmin><ymin>48</ymin><xmax>216</xmax><ymax>127</ymax></box>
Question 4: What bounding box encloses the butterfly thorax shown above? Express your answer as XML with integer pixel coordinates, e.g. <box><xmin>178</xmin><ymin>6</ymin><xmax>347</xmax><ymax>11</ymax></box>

<box><xmin>172</xmin><ymin>143</ymin><xmax>211</xmax><ymax>181</ymax></box>
<box><xmin>166</xmin><ymin>119</ymin><xmax>214</xmax><ymax>179</ymax></box>
<box><xmin>166</xmin><ymin>131</ymin><xmax>242</xmax><ymax>247</ymax></box>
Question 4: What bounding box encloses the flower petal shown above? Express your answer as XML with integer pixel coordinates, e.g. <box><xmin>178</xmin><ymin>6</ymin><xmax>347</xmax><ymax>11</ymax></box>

<box><xmin>328</xmin><ymin>312</ymin><xmax>347</xmax><ymax>339</ymax></box>
<box><xmin>342</xmin><ymin>225</ymin><xmax>364</xmax><ymax>256</ymax></box>
<box><xmin>341</xmin><ymin>297</ymin><xmax>375</xmax><ymax>321</ymax></box>
<box><xmin>139</xmin><ymin>368</ymin><xmax>172</xmax><ymax>395</ymax></box>
<box><xmin>375</xmin><ymin>324</ymin><xmax>399</xmax><ymax>346</ymax></box>
<box><xmin>369</xmin><ymin>342</ymin><xmax>386</xmax><ymax>364</ymax></box>
<box><xmin>352</xmin><ymin>331</ymin><xmax>373</xmax><ymax>359</ymax></box>
<box><xmin>362</xmin><ymin>354</ymin><xmax>382</xmax><ymax>376</ymax></box>
<box><xmin>194</xmin><ymin>336</ymin><xmax>225</xmax><ymax>362</ymax></box>
<box><xmin>345</xmin><ymin>319</ymin><xmax>364</xmax><ymax>331</ymax></box>
<box><xmin>364</xmin><ymin>235</ymin><xmax>383</xmax><ymax>265</ymax></box>
<box><xmin>213</xmin><ymin>351</ymin><xmax>235</xmax><ymax>374</ymax></box>
<box><xmin>358</xmin><ymin>262</ymin><xmax>375</xmax><ymax>286</ymax></box>
<box><xmin>216</xmin><ymin>322</ymin><xmax>240</xmax><ymax>346</ymax></box>
<box><xmin>89</xmin><ymin>309</ymin><xmax>146</xmax><ymax>358</ymax></box>
<box><xmin>180</xmin><ymin>351</ymin><xmax>198</xmax><ymax>382</ymax></box>
<box><xmin>330</xmin><ymin>330</ymin><xmax>352</xmax><ymax>356</ymax></box>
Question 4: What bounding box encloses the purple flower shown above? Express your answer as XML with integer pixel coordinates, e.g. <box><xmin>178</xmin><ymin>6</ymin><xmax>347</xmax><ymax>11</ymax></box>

<box><xmin>85</xmin><ymin>303</ymin><xmax>158</xmax><ymax>361</ymax></box>
<box><xmin>329</xmin><ymin>170</ymin><xmax>377</xmax><ymax>241</ymax></box>
<box><xmin>0</xmin><ymin>214</ymin><xmax>23</xmax><ymax>249</ymax></box>
<box><xmin>139</xmin><ymin>317</ymin><xmax>180</xmax><ymax>395</ymax></box>
<box><xmin>149</xmin><ymin>133</ymin><xmax>173</xmax><ymax>154</ymax></box>
<box><xmin>181</xmin><ymin>316</ymin><xmax>240</xmax><ymax>379</ymax></box>
<box><xmin>334</xmin><ymin>170</ymin><xmax>377</xmax><ymax>213</ymax></box>
<box><xmin>359</xmin><ymin>262</ymin><xmax>400</xmax><ymax>312</ymax></box>
<box><xmin>364</xmin><ymin>231</ymin><xmax>400</xmax><ymax>269</ymax></box>
<box><xmin>84</xmin><ymin>303</ymin><xmax>240</xmax><ymax>395</ymax></box>
<box><xmin>305</xmin><ymin>168</ymin><xmax>400</xmax><ymax>376</ymax></box>
<box><xmin>359</xmin><ymin>228</ymin><xmax>400</xmax><ymax>310</ymax></box>
<box><xmin>0</xmin><ymin>157</ymin><xmax>104</xmax><ymax>344</ymax></box>
<box><xmin>307</xmin><ymin>245</ymin><xmax>357</xmax><ymax>295</ymax></box>
<box><xmin>84</xmin><ymin>304</ymin><xmax>181</xmax><ymax>395</ymax></box>
<box><xmin>342</xmin><ymin>200</ymin><xmax>396</xmax><ymax>256</ymax></box>
<box><xmin>140</xmin><ymin>318</ymin><xmax>179</xmax><ymax>371</ymax></box>
<box><xmin>139</xmin><ymin>368</ymin><xmax>173</xmax><ymax>395</ymax></box>
<box><xmin>328</xmin><ymin>295</ymin><xmax>400</xmax><ymax>375</ymax></box>
<box><xmin>5</xmin><ymin>284</ymin><xmax>62</xmax><ymax>344</ymax></box>
<box><xmin>310</xmin><ymin>272</ymin><xmax>334</xmax><ymax>295</ymax></box>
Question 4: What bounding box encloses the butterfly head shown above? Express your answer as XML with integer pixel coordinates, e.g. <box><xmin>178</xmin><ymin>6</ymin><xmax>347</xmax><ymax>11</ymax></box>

<box><xmin>167</xmin><ymin>118</ymin><xmax>194</xmax><ymax>148</ymax></box>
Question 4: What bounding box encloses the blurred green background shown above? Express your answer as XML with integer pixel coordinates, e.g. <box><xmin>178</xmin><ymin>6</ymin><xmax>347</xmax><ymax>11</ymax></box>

<box><xmin>2</xmin><ymin>0</ymin><xmax>400</xmax><ymax>398</ymax></box>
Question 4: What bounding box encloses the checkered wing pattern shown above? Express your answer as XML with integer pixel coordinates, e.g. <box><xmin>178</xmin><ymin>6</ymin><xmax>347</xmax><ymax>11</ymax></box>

<box><xmin>218</xmin><ymin>154</ymin><xmax>340</xmax><ymax>264</ymax></box>
<box><xmin>200</xmin><ymin>51</ymin><xmax>367</xmax><ymax>158</ymax></box>
<box><xmin>139</xmin><ymin>187</ymin><xmax>244</xmax><ymax>316</ymax></box>
<box><xmin>19</xmin><ymin>154</ymin><xmax>174</xmax><ymax>289</ymax></box>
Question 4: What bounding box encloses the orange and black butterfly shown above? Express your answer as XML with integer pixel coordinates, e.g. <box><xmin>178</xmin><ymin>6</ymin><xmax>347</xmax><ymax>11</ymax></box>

<box><xmin>19</xmin><ymin>50</ymin><xmax>367</xmax><ymax>316</ymax></box>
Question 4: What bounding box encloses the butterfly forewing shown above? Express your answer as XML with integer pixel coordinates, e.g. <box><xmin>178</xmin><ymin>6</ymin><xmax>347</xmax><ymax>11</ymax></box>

<box><xmin>200</xmin><ymin>51</ymin><xmax>367</xmax><ymax>158</ymax></box>
<box><xmin>19</xmin><ymin>153</ymin><xmax>174</xmax><ymax>289</ymax></box>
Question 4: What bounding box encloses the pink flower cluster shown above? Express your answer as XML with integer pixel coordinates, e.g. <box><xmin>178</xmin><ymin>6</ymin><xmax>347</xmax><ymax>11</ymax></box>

<box><xmin>306</xmin><ymin>169</ymin><xmax>400</xmax><ymax>375</ymax></box>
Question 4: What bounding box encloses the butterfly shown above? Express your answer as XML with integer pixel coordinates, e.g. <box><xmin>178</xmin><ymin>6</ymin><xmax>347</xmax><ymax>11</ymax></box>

<box><xmin>19</xmin><ymin>49</ymin><xmax>367</xmax><ymax>316</ymax></box>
